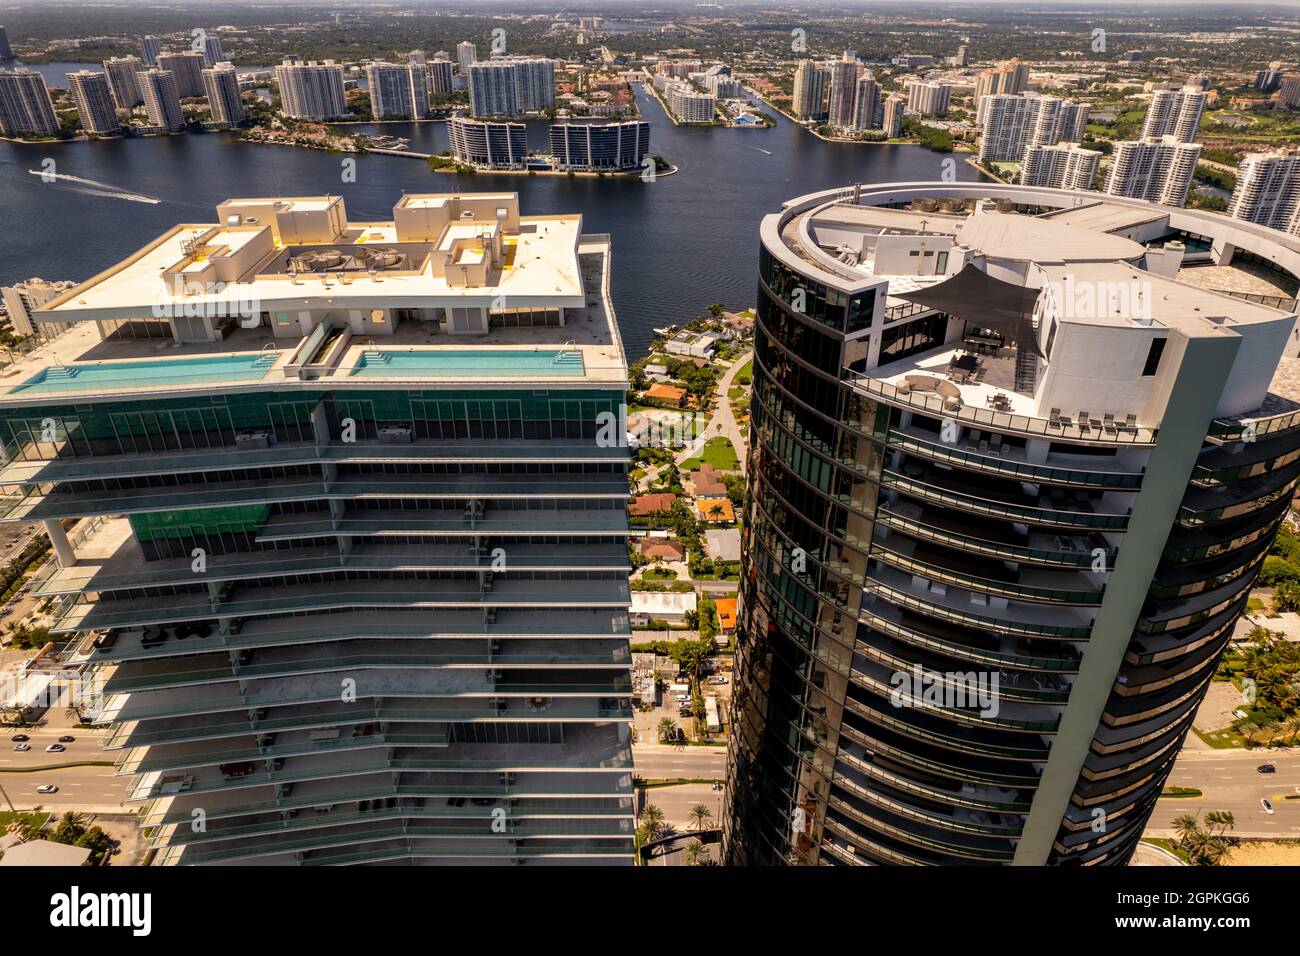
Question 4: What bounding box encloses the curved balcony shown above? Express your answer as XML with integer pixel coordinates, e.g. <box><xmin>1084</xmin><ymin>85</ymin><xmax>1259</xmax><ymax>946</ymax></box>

<box><xmin>856</xmin><ymin>640</ymin><xmax>1072</xmax><ymax>705</ymax></box>
<box><xmin>877</xmin><ymin>503</ymin><xmax>1116</xmax><ymax>570</ymax></box>
<box><xmin>870</xmin><ymin>542</ymin><xmax>1103</xmax><ymax>607</ymax></box>
<box><xmin>824</xmin><ymin>800</ymin><xmax>1015</xmax><ymax>863</ymax></box>
<box><xmin>860</xmin><ymin>607</ymin><xmax>1081</xmax><ymax>673</ymax></box>
<box><xmin>839</xmin><ymin>717</ymin><xmax>1041</xmax><ymax>788</ymax></box>
<box><xmin>843</xmin><ymin>691</ymin><xmax>1050</xmax><ymax>761</ymax></box>
<box><xmin>887</xmin><ymin>426</ymin><xmax>1143</xmax><ymax>489</ymax></box>
<box><xmin>844</xmin><ymin>368</ymin><xmax>1157</xmax><ymax>446</ymax></box>
<box><xmin>849</xmin><ymin>660</ymin><xmax>1062</xmax><ymax>732</ymax></box>
<box><xmin>883</xmin><ymin>470</ymin><xmax>1130</xmax><ymax>531</ymax></box>
<box><xmin>864</xmin><ymin>574</ymin><xmax>1094</xmax><ymax>639</ymax></box>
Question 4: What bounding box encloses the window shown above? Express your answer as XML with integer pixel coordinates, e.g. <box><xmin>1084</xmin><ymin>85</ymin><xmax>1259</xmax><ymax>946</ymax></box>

<box><xmin>1142</xmin><ymin>338</ymin><xmax>1167</xmax><ymax>376</ymax></box>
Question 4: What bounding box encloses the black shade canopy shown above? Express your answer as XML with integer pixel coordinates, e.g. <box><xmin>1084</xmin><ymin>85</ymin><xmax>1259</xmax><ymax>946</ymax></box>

<box><xmin>894</xmin><ymin>263</ymin><xmax>1045</xmax><ymax>357</ymax></box>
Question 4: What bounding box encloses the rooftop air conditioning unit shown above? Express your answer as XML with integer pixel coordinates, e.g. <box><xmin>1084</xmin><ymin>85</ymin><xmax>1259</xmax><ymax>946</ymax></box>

<box><xmin>378</xmin><ymin>426</ymin><xmax>413</xmax><ymax>444</ymax></box>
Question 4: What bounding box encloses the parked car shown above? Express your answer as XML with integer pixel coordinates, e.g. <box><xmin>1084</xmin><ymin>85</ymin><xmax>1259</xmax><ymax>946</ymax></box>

<box><xmin>1262</xmin><ymin>799</ymin><xmax>1275</xmax><ymax>815</ymax></box>
<box><xmin>711</xmin><ymin>781</ymin><xmax>723</xmax><ymax>792</ymax></box>
<box><xmin>13</xmin><ymin>743</ymin><xmax>31</xmax><ymax>752</ymax></box>
<box><xmin>57</xmin><ymin>735</ymin><xmax>75</xmax><ymax>743</ymax></box>
<box><xmin>35</xmin><ymin>785</ymin><xmax>58</xmax><ymax>794</ymax></box>
<box><xmin>10</xmin><ymin>734</ymin><xmax>29</xmax><ymax>742</ymax></box>
<box><xmin>45</xmin><ymin>743</ymin><xmax>65</xmax><ymax>753</ymax></box>
<box><xmin>679</xmin><ymin>707</ymin><xmax>693</xmax><ymax>718</ymax></box>
<box><xmin>1257</xmin><ymin>764</ymin><xmax>1276</xmax><ymax>774</ymax></box>
<box><xmin>706</xmin><ymin>676</ymin><xmax>728</xmax><ymax>685</ymax></box>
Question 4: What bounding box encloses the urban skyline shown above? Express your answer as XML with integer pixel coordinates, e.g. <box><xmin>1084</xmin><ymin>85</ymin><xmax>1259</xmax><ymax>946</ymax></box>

<box><xmin>0</xmin><ymin>3</ymin><xmax>1299</xmax><ymax>902</ymax></box>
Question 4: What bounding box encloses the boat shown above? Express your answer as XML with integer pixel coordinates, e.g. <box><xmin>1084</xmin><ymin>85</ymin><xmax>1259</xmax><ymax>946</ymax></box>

<box><xmin>653</xmin><ymin>325</ymin><xmax>677</xmax><ymax>336</ymax></box>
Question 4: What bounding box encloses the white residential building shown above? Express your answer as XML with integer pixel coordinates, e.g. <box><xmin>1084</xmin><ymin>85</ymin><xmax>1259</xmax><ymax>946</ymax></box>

<box><xmin>906</xmin><ymin>80</ymin><xmax>951</xmax><ymax>117</ymax></box>
<box><xmin>1227</xmin><ymin>149</ymin><xmax>1300</xmax><ymax>236</ymax></box>
<box><xmin>792</xmin><ymin>60</ymin><xmax>827</xmax><ymax>120</ymax></box>
<box><xmin>66</xmin><ymin>70</ymin><xmax>120</xmax><ymax>135</ymax></box>
<box><xmin>139</xmin><ymin>67</ymin><xmax>186</xmax><ymax>130</ymax></box>
<box><xmin>102</xmin><ymin>56</ymin><xmax>144</xmax><ymax>109</ymax></box>
<box><xmin>1141</xmin><ymin>86</ymin><xmax>1206</xmax><ymax>143</ymax></box>
<box><xmin>0</xmin><ymin>68</ymin><xmax>59</xmax><ymax>136</ymax></box>
<box><xmin>1020</xmin><ymin>142</ymin><xmax>1101</xmax><ymax>189</ymax></box>
<box><xmin>202</xmin><ymin>62</ymin><xmax>244</xmax><ymax>126</ymax></box>
<box><xmin>1105</xmin><ymin>135</ymin><xmax>1202</xmax><ymax>207</ymax></box>
<box><xmin>275</xmin><ymin>59</ymin><xmax>348</xmax><ymax>120</ymax></box>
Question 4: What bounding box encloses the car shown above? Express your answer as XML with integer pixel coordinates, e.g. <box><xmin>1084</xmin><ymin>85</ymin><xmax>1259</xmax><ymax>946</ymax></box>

<box><xmin>10</xmin><ymin>734</ymin><xmax>29</xmax><ymax>742</ymax></box>
<box><xmin>679</xmin><ymin>708</ymin><xmax>693</xmax><ymax>718</ymax></box>
<box><xmin>707</xmin><ymin>676</ymin><xmax>728</xmax><ymax>685</ymax></box>
<box><xmin>1262</xmin><ymin>799</ymin><xmax>1275</xmax><ymax>815</ymax></box>
<box><xmin>45</xmin><ymin>743</ymin><xmax>65</xmax><ymax>753</ymax></box>
<box><xmin>35</xmin><ymin>785</ymin><xmax>57</xmax><ymax>794</ymax></box>
<box><xmin>1257</xmin><ymin>764</ymin><xmax>1277</xmax><ymax>774</ymax></box>
<box><xmin>57</xmin><ymin>735</ymin><xmax>75</xmax><ymax>743</ymax></box>
<box><xmin>711</xmin><ymin>781</ymin><xmax>723</xmax><ymax>792</ymax></box>
<box><xmin>13</xmin><ymin>743</ymin><xmax>30</xmax><ymax>752</ymax></box>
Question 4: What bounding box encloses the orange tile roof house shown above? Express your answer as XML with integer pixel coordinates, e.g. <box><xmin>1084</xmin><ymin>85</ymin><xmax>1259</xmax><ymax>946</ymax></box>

<box><xmin>689</xmin><ymin>463</ymin><xmax>728</xmax><ymax>497</ymax></box>
<box><xmin>643</xmin><ymin>383</ymin><xmax>686</xmax><ymax>406</ymax></box>
<box><xmin>715</xmin><ymin>597</ymin><xmax>738</xmax><ymax>633</ymax></box>
<box><xmin>696</xmin><ymin>498</ymin><xmax>735</xmax><ymax>523</ymax></box>
<box><xmin>638</xmin><ymin>538</ymin><xmax>687</xmax><ymax>561</ymax></box>
<box><xmin>629</xmin><ymin>493</ymin><xmax>678</xmax><ymax>516</ymax></box>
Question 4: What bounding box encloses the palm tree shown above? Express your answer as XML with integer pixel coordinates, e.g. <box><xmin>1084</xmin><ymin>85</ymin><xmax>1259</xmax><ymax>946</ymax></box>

<box><xmin>1204</xmin><ymin>810</ymin><xmax>1235</xmax><ymax>839</ymax></box>
<box><xmin>683</xmin><ymin>839</ymin><xmax>705</xmax><ymax>866</ymax></box>
<box><xmin>640</xmin><ymin>803</ymin><xmax>664</xmax><ymax>831</ymax></box>
<box><xmin>1196</xmin><ymin>837</ymin><xmax>1233</xmax><ymax>867</ymax></box>
<box><xmin>657</xmin><ymin>717</ymin><xmax>678</xmax><ymax>743</ymax></box>
<box><xmin>1171</xmin><ymin>812</ymin><xmax>1201</xmax><ymax>850</ymax></box>
<box><xmin>688</xmin><ymin>803</ymin><xmax>713</xmax><ymax>832</ymax></box>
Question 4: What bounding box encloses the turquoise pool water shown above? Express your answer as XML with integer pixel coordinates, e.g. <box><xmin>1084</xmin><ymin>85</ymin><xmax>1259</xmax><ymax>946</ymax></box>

<box><xmin>15</xmin><ymin>354</ymin><xmax>276</xmax><ymax>393</ymax></box>
<box><xmin>352</xmin><ymin>349</ymin><xmax>585</xmax><ymax>377</ymax></box>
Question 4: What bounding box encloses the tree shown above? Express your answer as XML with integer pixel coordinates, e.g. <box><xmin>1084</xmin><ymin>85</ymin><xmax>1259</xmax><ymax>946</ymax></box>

<box><xmin>657</xmin><ymin>717</ymin><xmax>678</xmax><ymax>743</ymax></box>
<box><xmin>1171</xmin><ymin>813</ymin><xmax>1200</xmax><ymax>850</ymax></box>
<box><xmin>688</xmin><ymin>803</ymin><xmax>713</xmax><ymax>832</ymax></box>
<box><xmin>683</xmin><ymin>839</ymin><xmax>705</xmax><ymax>865</ymax></box>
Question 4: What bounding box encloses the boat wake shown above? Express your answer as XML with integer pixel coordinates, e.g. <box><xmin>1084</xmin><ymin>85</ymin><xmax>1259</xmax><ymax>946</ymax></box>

<box><xmin>28</xmin><ymin>170</ymin><xmax>161</xmax><ymax>204</ymax></box>
<box><xmin>747</xmin><ymin>145</ymin><xmax>773</xmax><ymax>156</ymax></box>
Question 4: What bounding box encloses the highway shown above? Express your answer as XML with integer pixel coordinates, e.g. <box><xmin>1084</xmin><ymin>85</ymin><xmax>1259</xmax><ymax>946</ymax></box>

<box><xmin>1149</xmin><ymin>748</ymin><xmax>1300</xmax><ymax>838</ymax></box>
<box><xmin>633</xmin><ymin>742</ymin><xmax>727</xmax><ymax>780</ymax></box>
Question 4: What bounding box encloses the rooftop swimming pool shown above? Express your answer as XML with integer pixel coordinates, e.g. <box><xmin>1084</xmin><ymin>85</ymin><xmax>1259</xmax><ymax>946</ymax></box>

<box><xmin>14</xmin><ymin>354</ymin><xmax>277</xmax><ymax>394</ymax></box>
<box><xmin>351</xmin><ymin>348</ymin><xmax>586</xmax><ymax>377</ymax></box>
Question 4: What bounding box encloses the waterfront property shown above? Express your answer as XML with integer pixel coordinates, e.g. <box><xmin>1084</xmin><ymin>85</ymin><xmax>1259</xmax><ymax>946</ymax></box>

<box><xmin>725</xmin><ymin>182</ymin><xmax>1300</xmax><ymax>867</ymax></box>
<box><xmin>5</xmin><ymin>191</ymin><xmax>635</xmax><ymax>866</ymax></box>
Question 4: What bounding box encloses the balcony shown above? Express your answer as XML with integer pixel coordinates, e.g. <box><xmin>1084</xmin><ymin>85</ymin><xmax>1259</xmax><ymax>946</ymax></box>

<box><xmin>877</xmin><ymin>501</ymin><xmax>1115</xmax><ymax>569</ymax></box>
<box><xmin>883</xmin><ymin>465</ymin><xmax>1130</xmax><ymax>531</ymax></box>
<box><xmin>843</xmin><ymin>690</ymin><xmax>1049</xmax><ymax>762</ymax></box>
<box><xmin>860</xmin><ymin>606</ymin><xmax>1081</xmax><ymax>673</ymax></box>
<box><xmin>888</xmin><ymin>424</ymin><xmax>1143</xmax><ymax>490</ymax></box>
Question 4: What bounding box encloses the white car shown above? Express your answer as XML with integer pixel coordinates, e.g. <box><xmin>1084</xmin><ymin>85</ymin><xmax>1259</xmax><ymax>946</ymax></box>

<box><xmin>1261</xmin><ymin>799</ymin><xmax>1275</xmax><ymax>815</ymax></box>
<box><xmin>35</xmin><ymin>785</ymin><xmax>58</xmax><ymax>794</ymax></box>
<box><xmin>13</xmin><ymin>743</ymin><xmax>30</xmax><ymax>752</ymax></box>
<box><xmin>45</xmin><ymin>743</ymin><xmax>65</xmax><ymax>753</ymax></box>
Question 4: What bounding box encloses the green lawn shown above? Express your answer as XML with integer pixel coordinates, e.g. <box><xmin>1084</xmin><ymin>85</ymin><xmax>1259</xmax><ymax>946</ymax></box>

<box><xmin>681</xmin><ymin>436</ymin><xmax>740</xmax><ymax>472</ymax></box>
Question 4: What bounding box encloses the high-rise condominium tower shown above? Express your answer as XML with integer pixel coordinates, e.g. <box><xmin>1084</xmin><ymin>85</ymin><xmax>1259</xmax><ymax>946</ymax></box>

<box><xmin>883</xmin><ymin>94</ymin><xmax>905</xmax><ymax>138</ymax></box>
<box><xmin>200</xmin><ymin>33</ymin><xmax>225</xmax><ymax>67</ymax></box>
<box><xmin>0</xmin><ymin>25</ymin><xmax>15</xmax><ymax>63</ymax></box>
<box><xmin>851</xmin><ymin>74</ymin><xmax>880</xmax><ymax>132</ymax></box>
<box><xmin>457</xmin><ymin>40</ymin><xmax>478</xmax><ymax>76</ymax></box>
<box><xmin>140</xmin><ymin>35</ymin><xmax>161</xmax><ymax>67</ymax></box>
<box><xmin>10</xmin><ymin>192</ymin><xmax>634</xmax><ymax>866</ymax></box>
<box><xmin>466</xmin><ymin>59</ymin><xmax>555</xmax><ymax>117</ymax></box>
<box><xmin>792</xmin><ymin>60</ymin><xmax>828</xmax><ymax>121</ymax></box>
<box><xmin>202</xmin><ymin>62</ymin><xmax>244</xmax><ymax>127</ymax></box>
<box><xmin>1105</xmin><ymin>136</ymin><xmax>1202</xmax><ymax>207</ymax></box>
<box><xmin>138</xmin><ymin>68</ymin><xmax>185</xmax><ymax>130</ymax></box>
<box><xmin>725</xmin><ymin>182</ymin><xmax>1300</xmax><ymax>866</ymax></box>
<box><xmin>428</xmin><ymin>56</ymin><xmax>454</xmax><ymax>95</ymax></box>
<box><xmin>905</xmin><ymin>80</ymin><xmax>950</xmax><ymax>117</ymax></box>
<box><xmin>366</xmin><ymin>62</ymin><xmax>430</xmax><ymax>120</ymax></box>
<box><xmin>156</xmin><ymin>51</ymin><xmax>206</xmax><ymax>99</ymax></box>
<box><xmin>66</xmin><ymin>70</ymin><xmax>121</xmax><ymax>135</ymax></box>
<box><xmin>978</xmin><ymin>94</ymin><xmax>1089</xmax><ymax>164</ymax></box>
<box><xmin>1020</xmin><ymin>143</ymin><xmax>1101</xmax><ymax>190</ymax></box>
<box><xmin>103</xmin><ymin>56</ymin><xmax>145</xmax><ymax>109</ymax></box>
<box><xmin>826</xmin><ymin>53</ymin><xmax>859</xmax><ymax>129</ymax></box>
<box><xmin>275</xmin><ymin>59</ymin><xmax>348</xmax><ymax>120</ymax></box>
<box><xmin>1141</xmin><ymin>87</ymin><xmax>1206</xmax><ymax>144</ymax></box>
<box><xmin>1227</xmin><ymin>149</ymin><xmax>1300</xmax><ymax>236</ymax></box>
<box><xmin>0</xmin><ymin>67</ymin><xmax>59</xmax><ymax>136</ymax></box>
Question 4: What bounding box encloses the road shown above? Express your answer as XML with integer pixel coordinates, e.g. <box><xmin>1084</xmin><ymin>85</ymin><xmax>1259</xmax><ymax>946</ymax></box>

<box><xmin>1148</xmin><ymin>747</ymin><xmax>1300</xmax><ymax>838</ymax></box>
<box><xmin>633</xmin><ymin>742</ymin><xmax>726</xmax><ymax>780</ymax></box>
<box><xmin>0</xmin><ymin>763</ymin><xmax>130</xmax><ymax>813</ymax></box>
<box><xmin>635</xmin><ymin>349</ymin><xmax>752</xmax><ymax>493</ymax></box>
<box><xmin>641</xmin><ymin>782</ymin><xmax>724</xmax><ymax>832</ymax></box>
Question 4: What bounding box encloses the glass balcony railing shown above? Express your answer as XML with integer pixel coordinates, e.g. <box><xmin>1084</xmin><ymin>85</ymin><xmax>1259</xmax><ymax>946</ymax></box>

<box><xmin>876</xmin><ymin>507</ymin><xmax>1114</xmax><ymax>569</ymax></box>
<box><xmin>845</xmin><ymin>369</ymin><xmax>1158</xmax><ymax>445</ymax></box>
<box><xmin>871</xmin><ymin>545</ymin><xmax>1103</xmax><ymax>606</ymax></box>
<box><xmin>860</xmin><ymin>608</ymin><xmax>1080</xmax><ymax>673</ymax></box>
<box><xmin>887</xmin><ymin>429</ymin><xmax>1143</xmax><ymax>489</ymax></box>
<box><xmin>883</xmin><ymin>471</ymin><xmax>1130</xmax><ymax>530</ymax></box>
<box><xmin>864</xmin><ymin>579</ymin><xmax>1094</xmax><ymax>639</ymax></box>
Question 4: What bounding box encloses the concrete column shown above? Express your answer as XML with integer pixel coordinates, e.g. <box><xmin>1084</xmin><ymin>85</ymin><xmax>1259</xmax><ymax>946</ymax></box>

<box><xmin>42</xmin><ymin>519</ymin><xmax>74</xmax><ymax>568</ymax></box>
